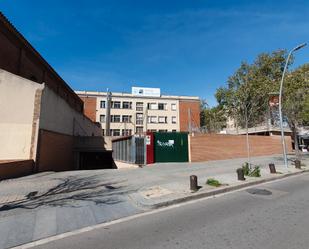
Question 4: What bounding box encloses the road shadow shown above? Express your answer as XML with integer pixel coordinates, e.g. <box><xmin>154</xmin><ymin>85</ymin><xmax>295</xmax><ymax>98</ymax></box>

<box><xmin>0</xmin><ymin>175</ymin><xmax>134</xmax><ymax>212</ymax></box>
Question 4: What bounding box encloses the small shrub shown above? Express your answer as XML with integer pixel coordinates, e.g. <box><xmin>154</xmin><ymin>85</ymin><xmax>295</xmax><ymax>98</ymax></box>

<box><xmin>242</xmin><ymin>162</ymin><xmax>250</xmax><ymax>176</ymax></box>
<box><xmin>248</xmin><ymin>166</ymin><xmax>261</xmax><ymax>177</ymax></box>
<box><xmin>206</xmin><ymin>178</ymin><xmax>222</xmax><ymax>187</ymax></box>
<box><xmin>241</xmin><ymin>162</ymin><xmax>261</xmax><ymax>177</ymax></box>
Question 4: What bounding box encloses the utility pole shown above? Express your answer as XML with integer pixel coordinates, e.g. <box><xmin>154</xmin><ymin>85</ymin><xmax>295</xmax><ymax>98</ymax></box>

<box><xmin>145</xmin><ymin>107</ymin><xmax>148</xmax><ymax>133</ymax></box>
<box><xmin>188</xmin><ymin>108</ymin><xmax>192</xmax><ymax>133</ymax></box>
<box><xmin>105</xmin><ymin>91</ymin><xmax>112</xmax><ymax>136</ymax></box>
<box><xmin>278</xmin><ymin>43</ymin><xmax>306</xmax><ymax>168</ymax></box>
<box><xmin>245</xmin><ymin>105</ymin><xmax>251</xmax><ymax>166</ymax></box>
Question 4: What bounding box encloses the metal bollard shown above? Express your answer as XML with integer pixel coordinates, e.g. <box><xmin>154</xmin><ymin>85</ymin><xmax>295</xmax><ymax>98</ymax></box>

<box><xmin>236</xmin><ymin>168</ymin><xmax>245</xmax><ymax>181</ymax></box>
<box><xmin>295</xmin><ymin>159</ymin><xmax>301</xmax><ymax>169</ymax></box>
<box><xmin>190</xmin><ymin>175</ymin><xmax>198</xmax><ymax>192</ymax></box>
<box><xmin>269</xmin><ymin>163</ymin><xmax>276</xmax><ymax>174</ymax></box>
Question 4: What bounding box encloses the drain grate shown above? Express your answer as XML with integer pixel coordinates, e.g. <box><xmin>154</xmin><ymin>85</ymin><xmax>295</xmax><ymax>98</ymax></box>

<box><xmin>246</xmin><ymin>188</ymin><xmax>272</xmax><ymax>196</ymax></box>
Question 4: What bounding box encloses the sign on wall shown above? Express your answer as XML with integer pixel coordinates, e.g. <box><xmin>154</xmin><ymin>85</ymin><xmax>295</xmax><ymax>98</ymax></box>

<box><xmin>132</xmin><ymin>87</ymin><xmax>161</xmax><ymax>97</ymax></box>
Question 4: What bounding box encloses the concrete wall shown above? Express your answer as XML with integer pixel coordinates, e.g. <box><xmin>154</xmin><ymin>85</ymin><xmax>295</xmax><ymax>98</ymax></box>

<box><xmin>40</xmin><ymin>86</ymin><xmax>102</xmax><ymax>137</ymax></box>
<box><xmin>0</xmin><ymin>69</ymin><xmax>102</xmax><ymax>174</ymax></box>
<box><xmin>0</xmin><ymin>69</ymin><xmax>43</xmax><ymax>160</ymax></box>
<box><xmin>36</xmin><ymin>87</ymin><xmax>103</xmax><ymax>172</ymax></box>
<box><xmin>190</xmin><ymin>134</ymin><xmax>292</xmax><ymax>162</ymax></box>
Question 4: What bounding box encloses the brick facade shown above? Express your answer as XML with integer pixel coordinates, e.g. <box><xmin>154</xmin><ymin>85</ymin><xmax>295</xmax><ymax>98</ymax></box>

<box><xmin>0</xmin><ymin>160</ymin><xmax>34</xmax><ymax>180</ymax></box>
<box><xmin>179</xmin><ymin>100</ymin><xmax>200</xmax><ymax>132</ymax></box>
<box><xmin>190</xmin><ymin>134</ymin><xmax>292</xmax><ymax>162</ymax></box>
<box><xmin>36</xmin><ymin>129</ymin><xmax>74</xmax><ymax>172</ymax></box>
<box><xmin>0</xmin><ymin>12</ymin><xmax>83</xmax><ymax>113</ymax></box>
<box><xmin>79</xmin><ymin>96</ymin><xmax>97</xmax><ymax>122</ymax></box>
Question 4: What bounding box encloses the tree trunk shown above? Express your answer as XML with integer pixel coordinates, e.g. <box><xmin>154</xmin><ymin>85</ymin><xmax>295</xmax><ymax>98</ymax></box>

<box><xmin>292</xmin><ymin>125</ymin><xmax>301</xmax><ymax>160</ymax></box>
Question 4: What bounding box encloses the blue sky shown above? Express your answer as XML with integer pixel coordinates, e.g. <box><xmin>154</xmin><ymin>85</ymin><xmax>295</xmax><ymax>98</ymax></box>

<box><xmin>1</xmin><ymin>0</ymin><xmax>309</xmax><ymax>105</ymax></box>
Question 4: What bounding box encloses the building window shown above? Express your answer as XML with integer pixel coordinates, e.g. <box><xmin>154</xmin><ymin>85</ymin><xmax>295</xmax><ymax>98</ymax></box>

<box><xmin>122</xmin><ymin>115</ymin><xmax>132</xmax><ymax>123</ymax></box>
<box><xmin>111</xmin><ymin>101</ymin><xmax>121</xmax><ymax>109</ymax></box>
<box><xmin>122</xmin><ymin>101</ymin><xmax>132</xmax><ymax>109</ymax></box>
<box><xmin>147</xmin><ymin>103</ymin><xmax>158</xmax><ymax>110</ymax></box>
<box><xmin>100</xmin><ymin>115</ymin><xmax>106</xmax><ymax>123</ymax></box>
<box><xmin>171</xmin><ymin>103</ymin><xmax>177</xmax><ymax>111</ymax></box>
<box><xmin>111</xmin><ymin>129</ymin><xmax>120</xmax><ymax>136</ymax></box>
<box><xmin>172</xmin><ymin>129</ymin><xmax>177</xmax><ymax>132</ymax></box>
<box><xmin>158</xmin><ymin>116</ymin><xmax>167</xmax><ymax>123</ymax></box>
<box><xmin>111</xmin><ymin>115</ymin><xmax>121</xmax><ymax>123</ymax></box>
<box><xmin>100</xmin><ymin>101</ymin><xmax>106</xmax><ymax>108</ymax></box>
<box><xmin>158</xmin><ymin>129</ymin><xmax>168</xmax><ymax>133</ymax></box>
<box><xmin>158</xmin><ymin>103</ymin><xmax>167</xmax><ymax>110</ymax></box>
<box><xmin>172</xmin><ymin>116</ymin><xmax>177</xmax><ymax>124</ymax></box>
<box><xmin>136</xmin><ymin>113</ymin><xmax>143</xmax><ymax>125</ymax></box>
<box><xmin>147</xmin><ymin>129</ymin><xmax>157</xmax><ymax>132</ymax></box>
<box><xmin>136</xmin><ymin>126</ymin><xmax>143</xmax><ymax>134</ymax></box>
<box><xmin>122</xmin><ymin>129</ymin><xmax>132</xmax><ymax>136</ymax></box>
<box><xmin>136</xmin><ymin>102</ymin><xmax>143</xmax><ymax>111</ymax></box>
<box><xmin>147</xmin><ymin>116</ymin><xmax>157</xmax><ymax>123</ymax></box>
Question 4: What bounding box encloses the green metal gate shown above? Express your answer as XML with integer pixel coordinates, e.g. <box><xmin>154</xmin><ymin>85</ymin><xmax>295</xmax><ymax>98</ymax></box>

<box><xmin>154</xmin><ymin>132</ymin><xmax>189</xmax><ymax>162</ymax></box>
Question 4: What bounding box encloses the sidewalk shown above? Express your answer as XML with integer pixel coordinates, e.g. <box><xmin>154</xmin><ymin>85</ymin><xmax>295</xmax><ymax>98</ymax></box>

<box><xmin>0</xmin><ymin>154</ymin><xmax>308</xmax><ymax>249</ymax></box>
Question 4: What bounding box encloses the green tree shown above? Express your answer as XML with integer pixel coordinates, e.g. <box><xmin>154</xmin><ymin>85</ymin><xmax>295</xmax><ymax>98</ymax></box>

<box><xmin>300</xmin><ymin>95</ymin><xmax>309</xmax><ymax>125</ymax></box>
<box><xmin>216</xmin><ymin>49</ymin><xmax>309</xmax><ymax>159</ymax></box>
<box><xmin>215</xmin><ymin>50</ymin><xmax>288</xmax><ymax>164</ymax></box>
<box><xmin>284</xmin><ymin>64</ymin><xmax>309</xmax><ymax>156</ymax></box>
<box><xmin>200</xmin><ymin>100</ymin><xmax>226</xmax><ymax>133</ymax></box>
<box><xmin>200</xmin><ymin>99</ymin><xmax>208</xmax><ymax>127</ymax></box>
<box><xmin>217</xmin><ymin>50</ymin><xmax>288</xmax><ymax>128</ymax></box>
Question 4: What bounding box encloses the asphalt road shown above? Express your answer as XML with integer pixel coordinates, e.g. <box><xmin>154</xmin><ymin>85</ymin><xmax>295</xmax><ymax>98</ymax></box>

<box><xmin>32</xmin><ymin>172</ymin><xmax>309</xmax><ymax>249</ymax></box>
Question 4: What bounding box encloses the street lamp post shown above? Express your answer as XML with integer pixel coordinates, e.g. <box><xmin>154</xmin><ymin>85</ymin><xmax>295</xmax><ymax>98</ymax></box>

<box><xmin>278</xmin><ymin>43</ymin><xmax>307</xmax><ymax>168</ymax></box>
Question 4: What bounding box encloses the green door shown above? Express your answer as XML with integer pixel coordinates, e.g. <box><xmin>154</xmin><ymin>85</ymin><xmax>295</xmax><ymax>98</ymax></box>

<box><xmin>154</xmin><ymin>132</ymin><xmax>188</xmax><ymax>162</ymax></box>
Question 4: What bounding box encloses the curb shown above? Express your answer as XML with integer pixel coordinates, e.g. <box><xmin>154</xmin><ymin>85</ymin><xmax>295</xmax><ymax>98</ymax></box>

<box><xmin>133</xmin><ymin>169</ymin><xmax>309</xmax><ymax>210</ymax></box>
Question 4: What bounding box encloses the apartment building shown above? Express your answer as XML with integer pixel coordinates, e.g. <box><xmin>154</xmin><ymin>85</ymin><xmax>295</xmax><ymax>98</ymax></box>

<box><xmin>77</xmin><ymin>87</ymin><xmax>200</xmax><ymax>136</ymax></box>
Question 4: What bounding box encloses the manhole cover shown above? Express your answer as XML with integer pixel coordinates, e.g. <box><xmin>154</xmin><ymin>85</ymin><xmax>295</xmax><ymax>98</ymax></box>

<box><xmin>246</xmin><ymin>188</ymin><xmax>272</xmax><ymax>196</ymax></box>
<box><xmin>105</xmin><ymin>185</ymin><xmax>116</xmax><ymax>190</ymax></box>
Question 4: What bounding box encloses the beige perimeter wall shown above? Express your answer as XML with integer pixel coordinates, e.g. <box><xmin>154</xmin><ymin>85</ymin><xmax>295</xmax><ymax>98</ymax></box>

<box><xmin>36</xmin><ymin>86</ymin><xmax>103</xmax><ymax>172</ymax></box>
<box><xmin>0</xmin><ymin>69</ymin><xmax>43</xmax><ymax>160</ymax></box>
<box><xmin>0</xmin><ymin>69</ymin><xmax>102</xmax><ymax>172</ymax></box>
<box><xmin>40</xmin><ymin>86</ymin><xmax>102</xmax><ymax>136</ymax></box>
